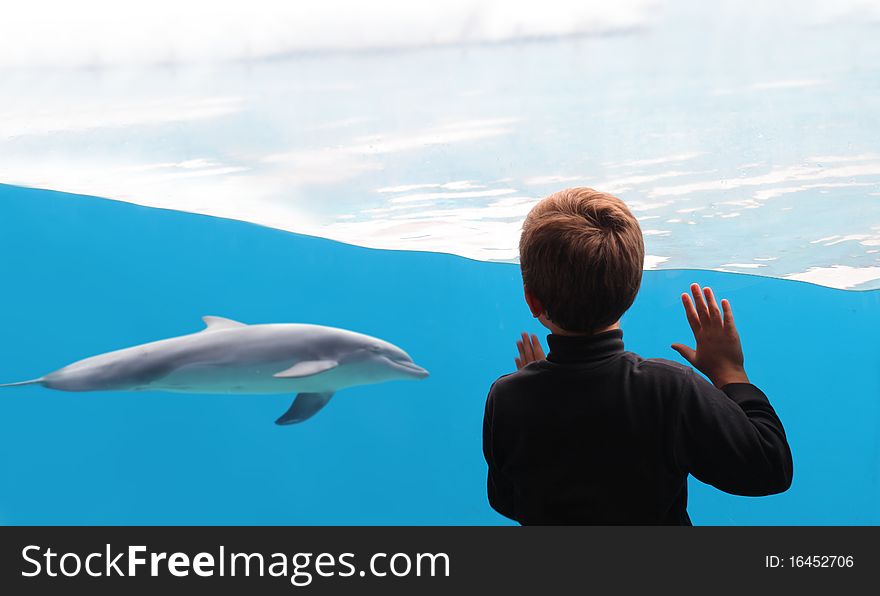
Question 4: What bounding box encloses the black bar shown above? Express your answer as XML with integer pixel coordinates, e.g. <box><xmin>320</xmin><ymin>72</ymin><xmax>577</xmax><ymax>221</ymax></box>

<box><xmin>1</xmin><ymin>527</ymin><xmax>877</xmax><ymax>594</ymax></box>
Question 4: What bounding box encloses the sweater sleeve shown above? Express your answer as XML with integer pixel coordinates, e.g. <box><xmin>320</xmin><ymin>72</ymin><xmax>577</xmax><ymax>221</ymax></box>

<box><xmin>483</xmin><ymin>384</ymin><xmax>518</xmax><ymax>521</ymax></box>
<box><xmin>675</xmin><ymin>370</ymin><xmax>793</xmax><ymax>496</ymax></box>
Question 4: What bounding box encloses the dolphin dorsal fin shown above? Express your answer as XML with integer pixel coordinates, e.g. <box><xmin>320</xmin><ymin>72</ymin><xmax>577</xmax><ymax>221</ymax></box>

<box><xmin>201</xmin><ymin>316</ymin><xmax>247</xmax><ymax>331</ymax></box>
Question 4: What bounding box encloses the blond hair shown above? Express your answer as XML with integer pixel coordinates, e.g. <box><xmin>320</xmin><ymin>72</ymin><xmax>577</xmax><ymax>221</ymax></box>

<box><xmin>519</xmin><ymin>187</ymin><xmax>645</xmax><ymax>333</ymax></box>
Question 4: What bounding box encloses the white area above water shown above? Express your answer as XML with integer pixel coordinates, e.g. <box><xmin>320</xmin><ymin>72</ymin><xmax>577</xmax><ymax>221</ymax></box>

<box><xmin>0</xmin><ymin>0</ymin><xmax>653</xmax><ymax>68</ymax></box>
<box><xmin>1</xmin><ymin>0</ymin><xmax>879</xmax><ymax>289</ymax></box>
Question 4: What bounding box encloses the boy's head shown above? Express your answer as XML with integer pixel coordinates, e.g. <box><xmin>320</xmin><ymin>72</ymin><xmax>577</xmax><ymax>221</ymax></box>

<box><xmin>519</xmin><ymin>187</ymin><xmax>645</xmax><ymax>335</ymax></box>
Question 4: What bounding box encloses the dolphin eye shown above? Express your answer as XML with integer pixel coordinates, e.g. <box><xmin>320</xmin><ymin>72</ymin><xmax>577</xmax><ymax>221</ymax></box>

<box><xmin>368</xmin><ymin>345</ymin><xmax>382</xmax><ymax>352</ymax></box>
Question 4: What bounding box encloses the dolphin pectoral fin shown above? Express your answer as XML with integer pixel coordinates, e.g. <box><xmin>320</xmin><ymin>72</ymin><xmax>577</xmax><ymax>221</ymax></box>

<box><xmin>201</xmin><ymin>316</ymin><xmax>247</xmax><ymax>331</ymax></box>
<box><xmin>275</xmin><ymin>392</ymin><xmax>334</xmax><ymax>425</ymax></box>
<box><xmin>273</xmin><ymin>360</ymin><xmax>339</xmax><ymax>379</ymax></box>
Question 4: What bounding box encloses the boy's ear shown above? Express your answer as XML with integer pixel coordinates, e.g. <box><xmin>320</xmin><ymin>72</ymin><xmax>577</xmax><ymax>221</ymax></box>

<box><xmin>523</xmin><ymin>285</ymin><xmax>544</xmax><ymax>318</ymax></box>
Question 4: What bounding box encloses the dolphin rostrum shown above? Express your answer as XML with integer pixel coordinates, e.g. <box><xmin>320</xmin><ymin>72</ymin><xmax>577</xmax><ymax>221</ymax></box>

<box><xmin>0</xmin><ymin>316</ymin><xmax>429</xmax><ymax>424</ymax></box>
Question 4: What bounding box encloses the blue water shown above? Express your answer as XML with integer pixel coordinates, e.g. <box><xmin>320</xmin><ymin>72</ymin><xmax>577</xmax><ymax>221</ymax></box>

<box><xmin>1</xmin><ymin>183</ymin><xmax>878</xmax><ymax>525</ymax></box>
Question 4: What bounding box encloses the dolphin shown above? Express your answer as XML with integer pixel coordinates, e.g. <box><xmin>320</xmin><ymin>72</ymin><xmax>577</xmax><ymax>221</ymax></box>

<box><xmin>0</xmin><ymin>316</ymin><xmax>429</xmax><ymax>424</ymax></box>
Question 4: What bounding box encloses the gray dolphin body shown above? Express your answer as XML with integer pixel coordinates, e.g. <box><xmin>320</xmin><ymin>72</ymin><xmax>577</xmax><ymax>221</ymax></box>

<box><xmin>0</xmin><ymin>316</ymin><xmax>429</xmax><ymax>424</ymax></box>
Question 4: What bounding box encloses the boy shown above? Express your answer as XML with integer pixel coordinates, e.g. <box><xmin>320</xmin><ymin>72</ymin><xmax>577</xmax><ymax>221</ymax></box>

<box><xmin>483</xmin><ymin>187</ymin><xmax>792</xmax><ymax>525</ymax></box>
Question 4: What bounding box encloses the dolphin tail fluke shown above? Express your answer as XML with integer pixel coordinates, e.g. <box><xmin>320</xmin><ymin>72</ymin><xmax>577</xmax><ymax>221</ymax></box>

<box><xmin>275</xmin><ymin>392</ymin><xmax>334</xmax><ymax>425</ymax></box>
<box><xmin>0</xmin><ymin>377</ymin><xmax>44</xmax><ymax>388</ymax></box>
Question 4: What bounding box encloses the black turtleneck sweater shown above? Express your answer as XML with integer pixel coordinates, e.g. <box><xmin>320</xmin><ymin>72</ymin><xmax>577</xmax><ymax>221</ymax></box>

<box><xmin>482</xmin><ymin>329</ymin><xmax>793</xmax><ymax>525</ymax></box>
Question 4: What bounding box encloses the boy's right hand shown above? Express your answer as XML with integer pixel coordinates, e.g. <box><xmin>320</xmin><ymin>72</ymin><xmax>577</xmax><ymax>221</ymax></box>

<box><xmin>671</xmin><ymin>283</ymin><xmax>750</xmax><ymax>389</ymax></box>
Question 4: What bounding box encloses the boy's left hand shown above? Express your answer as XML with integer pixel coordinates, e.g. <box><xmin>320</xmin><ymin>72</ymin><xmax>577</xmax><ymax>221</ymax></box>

<box><xmin>515</xmin><ymin>332</ymin><xmax>546</xmax><ymax>369</ymax></box>
<box><xmin>671</xmin><ymin>283</ymin><xmax>749</xmax><ymax>388</ymax></box>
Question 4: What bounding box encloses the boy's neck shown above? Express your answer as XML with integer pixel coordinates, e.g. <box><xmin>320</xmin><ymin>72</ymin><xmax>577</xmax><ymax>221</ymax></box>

<box><xmin>542</xmin><ymin>319</ymin><xmax>621</xmax><ymax>337</ymax></box>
